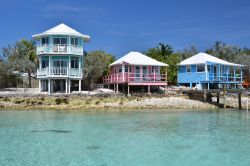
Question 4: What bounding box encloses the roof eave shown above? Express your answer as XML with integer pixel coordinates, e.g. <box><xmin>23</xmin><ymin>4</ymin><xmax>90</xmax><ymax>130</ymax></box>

<box><xmin>32</xmin><ymin>33</ymin><xmax>90</xmax><ymax>42</ymax></box>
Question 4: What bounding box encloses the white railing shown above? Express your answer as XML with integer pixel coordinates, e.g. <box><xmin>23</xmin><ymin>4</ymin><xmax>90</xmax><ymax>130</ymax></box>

<box><xmin>37</xmin><ymin>67</ymin><xmax>82</xmax><ymax>78</ymax></box>
<box><xmin>103</xmin><ymin>73</ymin><xmax>167</xmax><ymax>84</ymax></box>
<box><xmin>52</xmin><ymin>44</ymin><xmax>68</xmax><ymax>53</ymax></box>
<box><xmin>36</xmin><ymin>44</ymin><xmax>83</xmax><ymax>55</ymax></box>
<box><xmin>71</xmin><ymin>45</ymin><xmax>83</xmax><ymax>54</ymax></box>
<box><xmin>208</xmin><ymin>73</ymin><xmax>242</xmax><ymax>82</ymax></box>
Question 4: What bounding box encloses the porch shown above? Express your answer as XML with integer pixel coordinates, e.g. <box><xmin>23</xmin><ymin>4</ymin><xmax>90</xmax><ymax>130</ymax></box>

<box><xmin>37</xmin><ymin>67</ymin><xmax>82</xmax><ymax>78</ymax></box>
<box><xmin>103</xmin><ymin>73</ymin><xmax>167</xmax><ymax>85</ymax></box>
<box><xmin>37</xmin><ymin>44</ymin><xmax>83</xmax><ymax>55</ymax></box>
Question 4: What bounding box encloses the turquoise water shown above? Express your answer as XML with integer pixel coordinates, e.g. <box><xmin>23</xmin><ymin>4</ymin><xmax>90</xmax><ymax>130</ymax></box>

<box><xmin>0</xmin><ymin>110</ymin><xmax>250</xmax><ymax>166</ymax></box>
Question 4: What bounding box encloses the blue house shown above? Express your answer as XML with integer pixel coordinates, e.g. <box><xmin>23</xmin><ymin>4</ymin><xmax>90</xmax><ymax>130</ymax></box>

<box><xmin>32</xmin><ymin>23</ymin><xmax>90</xmax><ymax>94</ymax></box>
<box><xmin>178</xmin><ymin>53</ymin><xmax>244</xmax><ymax>89</ymax></box>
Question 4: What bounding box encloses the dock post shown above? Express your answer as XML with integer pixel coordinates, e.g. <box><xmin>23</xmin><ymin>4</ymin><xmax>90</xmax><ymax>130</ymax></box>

<box><xmin>217</xmin><ymin>92</ymin><xmax>220</xmax><ymax>104</ymax></box>
<box><xmin>223</xmin><ymin>84</ymin><xmax>227</xmax><ymax>108</ymax></box>
<box><xmin>247</xmin><ymin>97</ymin><xmax>249</xmax><ymax>112</ymax></box>
<box><xmin>203</xmin><ymin>90</ymin><xmax>207</xmax><ymax>102</ymax></box>
<box><xmin>238</xmin><ymin>91</ymin><xmax>242</xmax><ymax>110</ymax></box>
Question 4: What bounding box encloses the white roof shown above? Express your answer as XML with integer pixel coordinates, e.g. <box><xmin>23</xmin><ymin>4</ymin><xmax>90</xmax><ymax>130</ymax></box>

<box><xmin>32</xmin><ymin>23</ymin><xmax>90</xmax><ymax>41</ymax></box>
<box><xmin>110</xmin><ymin>51</ymin><xmax>168</xmax><ymax>67</ymax></box>
<box><xmin>179</xmin><ymin>52</ymin><xmax>243</xmax><ymax>66</ymax></box>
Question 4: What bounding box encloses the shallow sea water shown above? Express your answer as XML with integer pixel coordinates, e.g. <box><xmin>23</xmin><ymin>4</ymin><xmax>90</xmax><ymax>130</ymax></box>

<box><xmin>0</xmin><ymin>109</ymin><xmax>250</xmax><ymax>166</ymax></box>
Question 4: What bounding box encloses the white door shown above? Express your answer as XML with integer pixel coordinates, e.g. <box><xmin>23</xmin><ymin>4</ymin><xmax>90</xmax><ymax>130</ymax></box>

<box><xmin>135</xmin><ymin>66</ymin><xmax>140</xmax><ymax>81</ymax></box>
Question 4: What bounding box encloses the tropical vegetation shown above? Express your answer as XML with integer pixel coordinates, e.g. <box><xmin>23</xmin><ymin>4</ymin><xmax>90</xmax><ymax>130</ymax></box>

<box><xmin>0</xmin><ymin>39</ymin><xmax>250</xmax><ymax>88</ymax></box>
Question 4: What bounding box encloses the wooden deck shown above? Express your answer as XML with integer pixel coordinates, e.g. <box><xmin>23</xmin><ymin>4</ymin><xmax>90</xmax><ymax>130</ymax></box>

<box><xmin>103</xmin><ymin>73</ymin><xmax>167</xmax><ymax>86</ymax></box>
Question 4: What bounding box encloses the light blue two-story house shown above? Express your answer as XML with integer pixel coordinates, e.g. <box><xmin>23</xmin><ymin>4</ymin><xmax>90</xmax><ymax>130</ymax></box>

<box><xmin>32</xmin><ymin>23</ymin><xmax>90</xmax><ymax>94</ymax></box>
<box><xmin>178</xmin><ymin>53</ymin><xmax>244</xmax><ymax>89</ymax></box>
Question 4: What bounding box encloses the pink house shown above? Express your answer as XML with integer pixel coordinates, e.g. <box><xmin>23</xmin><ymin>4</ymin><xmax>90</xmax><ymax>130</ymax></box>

<box><xmin>103</xmin><ymin>52</ymin><xmax>168</xmax><ymax>94</ymax></box>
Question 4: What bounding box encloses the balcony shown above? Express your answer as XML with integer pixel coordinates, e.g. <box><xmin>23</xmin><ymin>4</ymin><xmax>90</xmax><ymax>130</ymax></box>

<box><xmin>37</xmin><ymin>67</ymin><xmax>82</xmax><ymax>78</ymax></box>
<box><xmin>36</xmin><ymin>44</ymin><xmax>83</xmax><ymax>55</ymax></box>
<box><xmin>103</xmin><ymin>73</ymin><xmax>167</xmax><ymax>85</ymax></box>
<box><xmin>208</xmin><ymin>73</ymin><xmax>242</xmax><ymax>82</ymax></box>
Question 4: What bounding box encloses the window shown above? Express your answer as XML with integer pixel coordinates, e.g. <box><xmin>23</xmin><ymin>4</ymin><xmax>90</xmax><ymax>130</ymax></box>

<box><xmin>186</xmin><ymin>65</ymin><xmax>191</xmax><ymax>72</ymax></box>
<box><xmin>151</xmin><ymin>66</ymin><xmax>154</xmax><ymax>73</ymax></box>
<box><xmin>155</xmin><ymin>66</ymin><xmax>159</xmax><ymax>73</ymax></box>
<box><xmin>197</xmin><ymin>64</ymin><xmax>205</xmax><ymax>72</ymax></box>
<box><xmin>53</xmin><ymin>38</ymin><xmax>68</xmax><ymax>45</ymax></box>
<box><xmin>124</xmin><ymin>65</ymin><xmax>132</xmax><ymax>73</ymax></box>
<box><xmin>71</xmin><ymin>59</ymin><xmax>79</xmax><ymax>69</ymax></box>
<box><xmin>41</xmin><ymin>59</ymin><xmax>49</xmax><ymax>68</ymax></box>
<box><xmin>53</xmin><ymin>60</ymin><xmax>67</xmax><ymax>68</ymax></box>
<box><xmin>119</xmin><ymin>65</ymin><xmax>122</xmax><ymax>73</ymax></box>
<box><xmin>71</xmin><ymin>37</ymin><xmax>79</xmax><ymax>46</ymax></box>
<box><xmin>207</xmin><ymin>65</ymin><xmax>211</xmax><ymax>72</ymax></box>
<box><xmin>41</xmin><ymin>37</ymin><xmax>49</xmax><ymax>45</ymax></box>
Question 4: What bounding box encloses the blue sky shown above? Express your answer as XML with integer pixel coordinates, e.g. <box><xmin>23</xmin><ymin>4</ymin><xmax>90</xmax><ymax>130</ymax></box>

<box><xmin>0</xmin><ymin>0</ymin><xmax>250</xmax><ymax>57</ymax></box>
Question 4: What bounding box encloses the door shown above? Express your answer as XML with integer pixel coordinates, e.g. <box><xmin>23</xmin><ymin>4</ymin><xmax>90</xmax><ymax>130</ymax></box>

<box><xmin>143</xmin><ymin>66</ymin><xmax>147</xmax><ymax>81</ymax></box>
<box><xmin>135</xmin><ymin>66</ymin><xmax>140</xmax><ymax>81</ymax></box>
<box><xmin>53</xmin><ymin>60</ymin><xmax>68</xmax><ymax>75</ymax></box>
<box><xmin>214</xmin><ymin>65</ymin><xmax>218</xmax><ymax>80</ymax></box>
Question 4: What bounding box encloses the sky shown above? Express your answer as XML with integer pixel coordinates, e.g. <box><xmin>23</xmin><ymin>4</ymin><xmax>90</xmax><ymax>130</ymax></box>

<box><xmin>0</xmin><ymin>0</ymin><xmax>250</xmax><ymax>58</ymax></box>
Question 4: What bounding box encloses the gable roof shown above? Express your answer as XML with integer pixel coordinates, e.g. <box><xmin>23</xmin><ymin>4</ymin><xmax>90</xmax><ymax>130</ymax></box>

<box><xmin>110</xmin><ymin>51</ymin><xmax>168</xmax><ymax>67</ymax></box>
<box><xmin>179</xmin><ymin>52</ymin><xmax>243</xmax><ymax>66</ymax></box>
<box><xmin>32</xmin><ymin>23</ymin><xmax>90</xmax><ymax>41</ymax></box>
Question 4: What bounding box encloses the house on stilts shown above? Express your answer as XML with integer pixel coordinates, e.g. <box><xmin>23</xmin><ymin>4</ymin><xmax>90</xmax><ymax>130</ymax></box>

<box><xmin>103</xmin><ymin>52</ymin><xmax>168</xmax><ymax>94</ymax></box>
<box><xmin>33</xmin><ymin>23</ymin><xmax>90</xmax><ymax>94</ymax></box>
<box><xmin>177</xmin><ymin>52</ymin><xmax>244</xmax><ymax>90</ymax></box>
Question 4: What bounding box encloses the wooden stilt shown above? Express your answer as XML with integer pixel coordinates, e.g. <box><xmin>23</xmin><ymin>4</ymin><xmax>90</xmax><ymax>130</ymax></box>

<box><xmin>217</xmin><ymin>92</ymin><xmax>220</xmax><ymax>104</ymax></box>
<box><xmin>203</xmin><ymin>90</ymin><xmax>207</xmax><ymax>102</ymax></box>
<box><xmin>238</xmin><ymin>92</ymin><xmax>242</xmax><ymax>110</ymax></box>
<box><xmin>39</xmin><ymin>80</ymin><xmax>41</xmax><ymax>92</ymax></box>
<box><xmin>148</xmin><ymin>85</ymin><xmax>151</xmax><ymax>94</ymax></box>
<box><xmin>79</xmin><ymin>80</ymin><xmax>81</xmax><ymax>92</ymax></box>
<box><xmin>223</xmin><ymin>84</ymin><xmax>227</xmax><ymax>108</ymax></box>
<box><xmin>69</xmin><ymin>80</ymin><xmax>71</xmax><ymax>94</ymax></box>
<box><xmin>48</xmin><ymin>79</ymin><xmax>51</xmax><ymax>95</ymax></box>
<box><xmin>65</xmin><ymin>79</ymin><xmax>68</xmax><ymax>94</ymax></box>
<box><xmin>128</xmin><ymin>85</ymin><xmax>130</xmax><ymax>95</ymax></box>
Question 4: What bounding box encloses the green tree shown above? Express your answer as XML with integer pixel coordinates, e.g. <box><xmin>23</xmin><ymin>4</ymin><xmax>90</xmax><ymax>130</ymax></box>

<box><xmin>82</xmin><ymin>50</ymin><xmax>115</xmax><ymax>89</ymax></box>
<box><xmin>3</xmin><ymin>39</ymin><xmax>37</xmax><ymax>87</ymax></box>
<box><xmin>206</xmin><ymin>41</ymin><xmax>250</xmax><ymax>82</ymax></box>
<box><xmin>145</xmin><ymin>43</ymin><xmax>180</xmax><ymax>84</ymax></box>
<box><xmin>179</xmin><ymin>45</ymin><xmax>198</xmax><ymax>60</ymax></box>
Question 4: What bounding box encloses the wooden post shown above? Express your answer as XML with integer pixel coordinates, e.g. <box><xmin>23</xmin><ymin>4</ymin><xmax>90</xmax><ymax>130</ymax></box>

<box><xmin>223</xmin><ymin>84</ymin><xmax>227</xmax><ymax>108</ymax></box>
<box><xmin>238</xmin><ymin>91</ymin><xmax>242</xmax><ymax>110</ymax></box>
<box><xmin>203</xmin><ymin>90</ymin><xmax>207</xmax><ymax>102</ymax></box>
<box><xmin>217</xmin><ymin>92</ymin><xmax>220</xmax><ymax>104</ymax></box>
<box><xmin>148</xmin><ymin>85</ymin><xmax>151</xmax><ymax>94</ymax></box>
<box><xmin>116</xmin><ymin>83</ymin><xmax>119</xmax><ymax>93</ymax></box>
<box><xmin>128</xmin><ymin>85</ymin><xmax>130</xmax><ymax>95</ymax></box>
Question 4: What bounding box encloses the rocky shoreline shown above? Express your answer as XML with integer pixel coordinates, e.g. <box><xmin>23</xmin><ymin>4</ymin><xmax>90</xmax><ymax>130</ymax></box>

<box><xmin>0</xmin><ymin>88</ymin><xmax>248</xmax><ymax>110</ymax></box>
